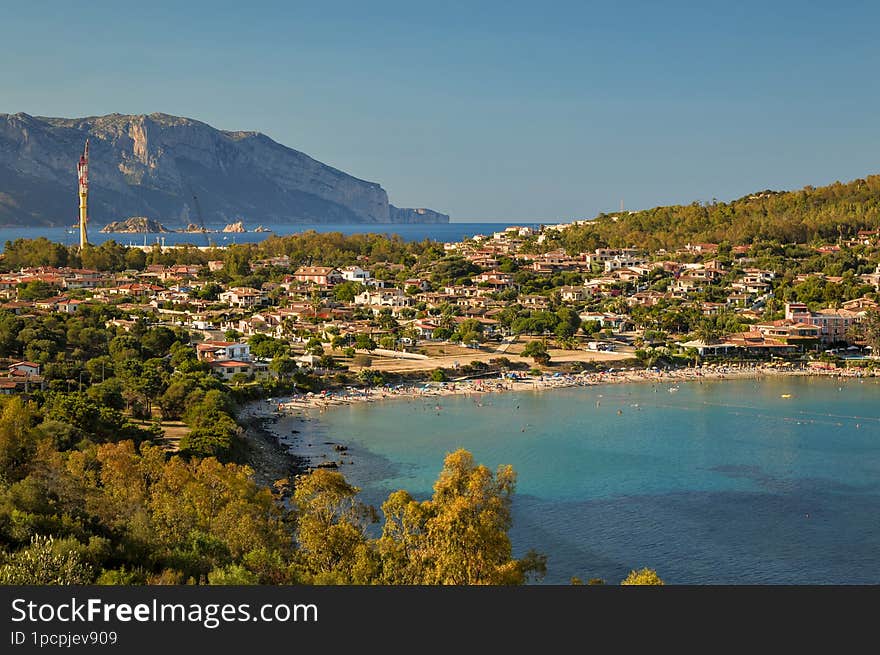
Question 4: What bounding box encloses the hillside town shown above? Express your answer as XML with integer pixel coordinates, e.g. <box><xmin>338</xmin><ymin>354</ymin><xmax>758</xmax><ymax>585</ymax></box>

<box><xmin>1</xmin><ymin>223</ymin><xmax>880</xmax><ymax>396</ymax></box>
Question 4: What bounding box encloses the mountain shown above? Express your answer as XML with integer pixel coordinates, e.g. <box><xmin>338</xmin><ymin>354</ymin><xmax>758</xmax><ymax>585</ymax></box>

<box><xmin>0</xmin><ymin>112</ymin><xmax>449</xmax><ymax>227</ymax></box>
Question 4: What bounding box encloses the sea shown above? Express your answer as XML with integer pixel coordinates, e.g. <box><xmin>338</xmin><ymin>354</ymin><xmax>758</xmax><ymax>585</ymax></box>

<box><xmin>290</xmin><ymin>377</ymin><xmax>880</xmax><ymax>584</ymax></box>
<box><xmin>0</xmin><ymin>221</ymin><xmax>534</xmax><ymax>250</ymax></box>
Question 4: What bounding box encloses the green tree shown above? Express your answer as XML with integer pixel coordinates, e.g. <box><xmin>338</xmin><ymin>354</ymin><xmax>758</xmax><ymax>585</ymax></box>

<box><xmin>355</xmin><ymin>334</ymin><xmax>377</xmax><ymax>351</ymax></box>
<box><xmin>0</xmin><ymin>396</ymin><xmax>39</xmax><ymax>482</ymax></box>
<box><xmin>850</xmin><ymin>309</ymin><xmax>880</xmax><ymax>351</ymax></box>
<box><xmin>521</xmin><ymin>340</ymin><xmax>551</xmax><ymax>365</ymax></box>
<box><xmin>334</xmin><ymin>281</ymin><xmax>365</xmax><ymax>303</ymax></box>
<box><xmin>16</xmin><ymin>280</ymin><xmax>57</xmax><ymax>301</ymax></box>
<box><xmin>269</xmin><ymin>354</ymin><xmax>297</xmax><ymax>380</ymax></box>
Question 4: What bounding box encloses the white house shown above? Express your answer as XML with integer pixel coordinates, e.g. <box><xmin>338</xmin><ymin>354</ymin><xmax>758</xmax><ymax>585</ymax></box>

<box><xmin>354</xmin><ymin>288</ymin><xmax>409</xmax><ymax>307</ymax></box>
<box><xmin>196</xmin><ymin>341</ymin><xmax>251</xmax><ymax>362</ymax></box>
<box><xmin>340</xmin><ymin>266</ymin><xmax>372</xmax><ymax>284</ymax></box>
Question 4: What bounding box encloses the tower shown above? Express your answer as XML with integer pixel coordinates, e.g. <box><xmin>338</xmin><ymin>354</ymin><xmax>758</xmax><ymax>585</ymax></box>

<box><xmin>77</xmin><ymin>139</ymin><xmax>89</xmax><ymax>249</ymax></box>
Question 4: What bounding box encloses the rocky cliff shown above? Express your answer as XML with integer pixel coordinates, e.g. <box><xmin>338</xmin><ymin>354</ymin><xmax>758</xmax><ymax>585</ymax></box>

<box><xmin>0</xmin><ymin>112</ymin><xmax>449</xmax><ymax>227</ymax></box>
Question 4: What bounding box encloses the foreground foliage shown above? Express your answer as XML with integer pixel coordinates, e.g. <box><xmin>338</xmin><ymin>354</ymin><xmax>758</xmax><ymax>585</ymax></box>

<box><xmin>0</xmin><ymin>431</ymin><xmax>551</xmax><ymax>585</ymax></box>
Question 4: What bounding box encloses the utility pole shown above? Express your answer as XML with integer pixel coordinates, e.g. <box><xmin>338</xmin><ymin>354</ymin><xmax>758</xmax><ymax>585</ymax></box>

<box><xmin>77</xmin><ymin>139</ymin><xmax>90</xmax><ymax>249</ymax></box>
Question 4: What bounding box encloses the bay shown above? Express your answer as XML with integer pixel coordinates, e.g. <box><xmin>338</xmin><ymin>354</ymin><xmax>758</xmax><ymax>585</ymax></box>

<box><xmin>291</xmin><ymin>377</ymin><xmax>880</xmax><ymax>584</ymax></box>
<box><xmin>0</xmin><ymin>221</ymin><xmax>534</xmax><ymax>251</ymax></box>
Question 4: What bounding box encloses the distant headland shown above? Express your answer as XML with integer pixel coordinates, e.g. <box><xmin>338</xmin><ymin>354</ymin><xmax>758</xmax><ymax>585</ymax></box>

<box><xmin>0</xmin><ymin>112</ymin><xmax>450</xmax><ymax>227</ymax></box>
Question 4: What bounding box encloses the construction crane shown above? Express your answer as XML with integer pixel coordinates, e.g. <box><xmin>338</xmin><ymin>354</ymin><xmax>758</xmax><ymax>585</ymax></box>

<box><xmin>77</xmin><ymin>139</ymin><xmax>89</xmax><ymax>249</ymax></box>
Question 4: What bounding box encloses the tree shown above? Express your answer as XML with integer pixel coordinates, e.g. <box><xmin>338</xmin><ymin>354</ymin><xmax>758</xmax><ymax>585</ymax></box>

<box><xmin>355</xmin><ymin>334</ymin><xmax>377</xmax><ymax>351</ymax></box>
<box><xmin>429</xmin><ymin>368</ymin><xmax>447</xmax><ymax>382</ymax></box>
<box><xmin>269</xmin><ymin>354</ymin><xmax>297</xmax><ymax>380</ymax></box>
<box><xmin>292</xmin><ymin>469</ymin><xmax>377</xmax><ymax>583</ymax></box>
<box><xmin>142</xmin><ymin>327</ymin><xmax>179</xmax><ymax>358</ymax></box>
<box><xmin>455</xmin><ymin>318</ymin><xmax>485</xmax><ymax>345</ymax></box>
<box><xmin>179</xmin><ymin>390</ymin><xmax>241</xmax><ymax>461</ymax></box>
<box><xmin>196</xmin><ymin>282</ymin><xmax>223</xmax><ymax>301</ymax></box>
<box><xmin>521</xmin><ymin>340</ymin><xmax>551</xmax><ymax>365</ymax></box>
<box><xmin>377</xmin><ymin>449</ymin><xmax>546</xmax><ymax>585</ymax></box>
<box><xmin>16</xmin><ymin>280</ymin><xmax>56</xmax><ymax>301</ymax></box>
<box><xmin>223</xmin><ymin>245</ymin><xmax>252</xmax><ymax>278</ymax></box>
<box><xmin>620</xmin><ymin>568</ymin><xmax>664</xmax><ymax>585</ymax></box>
<box><xmin>850</xmin><ymin>309</ymin><xmax>880</xmax><ymax>351</ymax></box>
<box><xmin>158</xmin><ymin>381</ymin><xmax>190</xmax><ymax>419</ymax></box>
<box><xmin>0</xmin><ymin>396</ymin><xmax>39</xmax><ymax>481</ymax></box>
<box><xmin>334</xmin><ymin>281</ymin><xmax>365</xmax><ymax>303</ymax></box>
<box><xmin>694</xmin><ymin>320</ymin><xmax>720</xmax><ymax>345</ymax></box>
<box><xmin>555</xmin><ymin>307</ymin><xmax>582</xmax><ymax>339</ymax></box>
<box><xmin>305</xmin><ymin>337</ymin><xmax>325</xmax><ymax>356</ymax></box>
<box><xmin>249</xmin><ymin>334</ymin><xmax>289</xmax><ymax>359</ymax></box>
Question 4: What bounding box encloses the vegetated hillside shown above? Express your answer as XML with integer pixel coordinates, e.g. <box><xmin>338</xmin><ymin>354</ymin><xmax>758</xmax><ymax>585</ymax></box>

<box><xmin>556</xmin><ymin>176</ymin><xmax>880</xmax><ymax>252</ymax></box>
<box><xmin>0</xmin><ymin>112</ymin><xmax>449</xmax><ymax>227</ymax></box>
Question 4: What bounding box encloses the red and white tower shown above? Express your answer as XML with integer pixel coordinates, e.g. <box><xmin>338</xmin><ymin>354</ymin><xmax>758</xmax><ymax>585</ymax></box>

<box><xmin>77</xmin><ymin>139</ymin><xmax>89</xmax><ymax>249</ymax></box>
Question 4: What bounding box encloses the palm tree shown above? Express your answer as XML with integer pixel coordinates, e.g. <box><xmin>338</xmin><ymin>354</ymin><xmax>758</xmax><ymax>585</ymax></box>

<box><xmin>309</xmin><ymin>290</ymin><xmax>322</xmax><ymax>320</ymax></box>
<box><xmin>695</xmin><ymin>320</ymin><xmax>720</xmax><ymax>345</ymax></box>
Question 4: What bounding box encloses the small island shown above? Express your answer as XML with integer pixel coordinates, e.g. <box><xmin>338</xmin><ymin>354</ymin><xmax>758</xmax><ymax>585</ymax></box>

<box><xmin>100</xmin><ymin>216</ymin><xmax>172</xmax><ymax>233</ymax></box>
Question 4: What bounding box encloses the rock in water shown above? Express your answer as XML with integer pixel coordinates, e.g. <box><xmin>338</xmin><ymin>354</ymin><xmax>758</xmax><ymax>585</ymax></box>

<box><xmin>182</xmin><ymin>223</ymin><xmax>213</xmax><ymax>233</ymax></box>
<box><xmin>100</xmin><ymin>216</ymin><xmax>170</xmax><ymax>233</ymax></box>
<box><xmin>222</xmin><ymin>220</ymin><xmax>246</xmax><ymax>232</ymax></box>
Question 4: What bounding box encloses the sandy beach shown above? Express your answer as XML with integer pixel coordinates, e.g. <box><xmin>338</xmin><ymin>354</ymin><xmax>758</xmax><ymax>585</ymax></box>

<box><xmin>273</xmin><ymin>363</ymin><xmax>873</xmax><ymax>412</ymax></box>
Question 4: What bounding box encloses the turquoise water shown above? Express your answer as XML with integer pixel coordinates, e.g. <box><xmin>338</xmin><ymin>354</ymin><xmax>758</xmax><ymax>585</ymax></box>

<box><xmin>294</xmin><ymin>377</ymin><xmax>880</xmax><ymax>584</ymax></box>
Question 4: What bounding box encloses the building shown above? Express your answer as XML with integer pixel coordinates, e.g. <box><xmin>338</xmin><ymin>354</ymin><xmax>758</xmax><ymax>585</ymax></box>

<box><xmin>8</xmin><ymin>361</ymin><xmax>40</xmax><ymax>376</ymax></box>
<box><xmin>340</xmin><ymin>266</ymin><xmax>372</xmax><ymax>284</ymax></box>
<box><xmin>354</xmin><ymin>288</ymin><xmax>409</xmax><ymax>307</ymax></box>
<box><xmin>251</xmin><ymin>255</ymin><xmax>292</xmax><ymax>270</ymax></box>
<box><xmin>754</xmin><ymin>320</ymin><xmax>820</xmax><ymax>349</ymax></box>
<box><xmin>196</xmin><ymin>341</ymin><xmax>251</xmax><ymax>362</ymax></box>
<box><xmin>293</xmin><ymin>266</ymin><xmax>340</xmax><ymax>286</ymax></box>
<box><xmin>219</xmin><ymin>287</ymin><xmax>266</xmax><ymax>308</ymax></box>
<box><xmin>34</xmin><ymin>296</ymin><xmax>82</xmax><ymax>313</ymax></box>
<box><xmin>558</xmin><ymin>286</ymin><xmax>587</xmax><ymax>302</ymax></box>
<box><xmin>208</xmin><ymin>360</ymin><xmax>253</xmax><ymax>380</ymax></box>
<box><xmin>604</xmin><ymin>254</ymin><xmax>648</xmax><ymax>273</ymax></box>
<box><xmin>784</xmin><ymin>302</ymin><xmax>860</xmax><ymax>344</ymax></box>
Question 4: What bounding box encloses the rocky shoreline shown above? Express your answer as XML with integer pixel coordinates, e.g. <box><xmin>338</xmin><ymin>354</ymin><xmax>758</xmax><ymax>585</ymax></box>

<box><xmin>237</xmin><ymin>405</ymin><xmax>311</xmax><ymax>488</ymax></box>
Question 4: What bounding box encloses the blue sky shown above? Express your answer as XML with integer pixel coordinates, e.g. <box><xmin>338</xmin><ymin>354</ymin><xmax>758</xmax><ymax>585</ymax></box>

<box><xmin>2</xmin><ymin>1</ymin><xmax>878</xmax><ymax>221</ymax></box>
